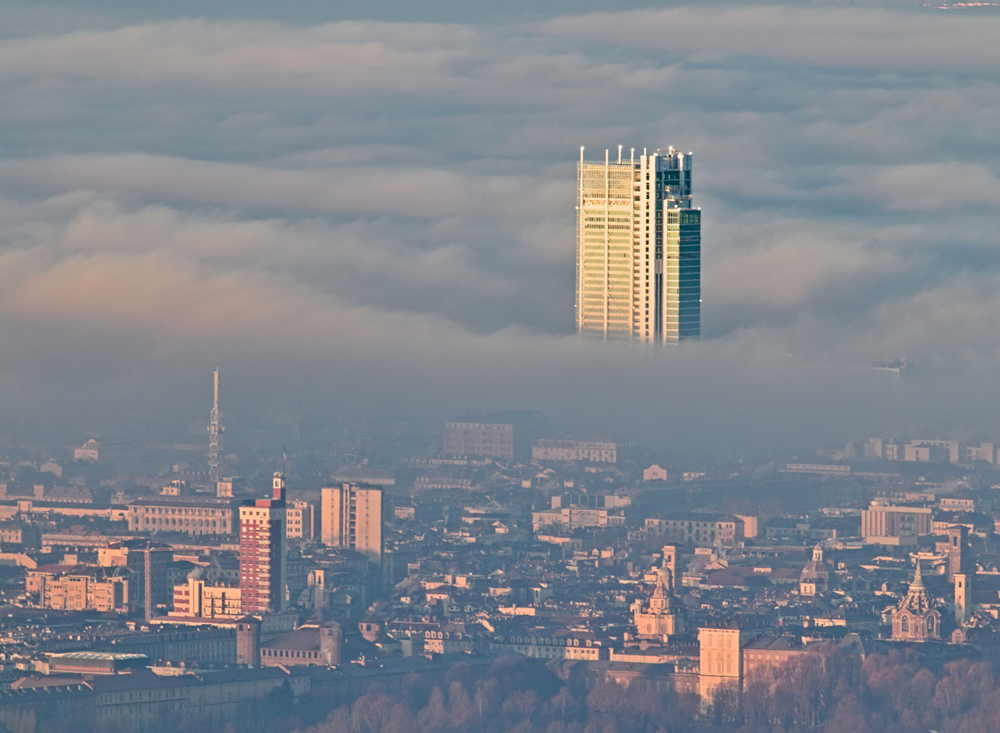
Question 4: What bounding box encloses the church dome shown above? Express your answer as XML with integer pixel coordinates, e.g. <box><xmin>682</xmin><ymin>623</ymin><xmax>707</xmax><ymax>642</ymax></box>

<box><xmin>799</xmin><ymin>544</ymin><xmax>830</xmax><ymax>583</ymax></box>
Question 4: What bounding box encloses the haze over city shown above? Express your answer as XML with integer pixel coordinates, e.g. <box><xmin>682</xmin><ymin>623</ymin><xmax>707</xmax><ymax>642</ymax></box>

<box><xmin>0</xmin><ymin>0</ymin><xmax>998</xmax><ymax>454</ymax></box>
<box><xmin>2</xmin><ymin>2</ymin><xmax>1000</xmax><ymax>733</ymax></box>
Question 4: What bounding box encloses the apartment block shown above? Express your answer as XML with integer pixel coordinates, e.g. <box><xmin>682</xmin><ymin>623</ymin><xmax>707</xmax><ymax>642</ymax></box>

<box><xmin>27</xmin><ymin>565</ymin><xmax>130</xmax><ymax>613</ymax></box>
<box><xmin>287</xmin><ymin>500</ymin><xmax>315</xmax><ymax>540</ymax></box>
<box><xmin>645</xmin><ymin>513</ymin><xmax>743</xmax><ymax>547</ymax></box>
<box><xmin>532</xmin><ymin>506</ymin><xmax>626</xmax><ymax>531</ymax></box>
<box><xmin>861</xmin><ymin>501</ymin><xmax>933</xmax><ymax>545</ymax></box>
<box><xmin>443</xmin><ymin>421</ymin><xmax>515</xmax><ymax>460</ymax></box>
<box><xmin>443</xmin><ymin>411</ymin><xmax>551</xmax><ymax>462</ymax></box>
<box><xmin>320</xmin><ymin>483</ymin><xmax>383</xmax><ymax>563</ymax></box>
<box><xmin>171</xmin><ymin>577</ymin><xmax>242</xmax><ymax>619</ymax></box>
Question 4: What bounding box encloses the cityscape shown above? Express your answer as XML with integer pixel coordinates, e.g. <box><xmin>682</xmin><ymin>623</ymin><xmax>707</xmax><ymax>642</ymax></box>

<box><xmin>0</xmin><ymin>0</ymin><xmax>999</xmax><ymax>732</ymax></box>
<box><xmin>0</xmin><ymin>369</ymin><xmax>998</xmax><ymax>731</ymax></box>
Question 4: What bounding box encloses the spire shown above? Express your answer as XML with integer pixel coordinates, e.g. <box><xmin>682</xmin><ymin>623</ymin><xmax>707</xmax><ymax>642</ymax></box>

<box><xmin>899</xmin><ymin>558</ymin><xmax>931</xmax><ymax>614</ymax></box>
<box><xmin>648</xmin><ymin>566</ymin><xmax>673</xmax><ymax>613</ymax></box>
<box><xmin>653</xmin><ymin>568</ymin><xmax>668</xmax><ymax>599</ymax></box>
<box><xmin>661</xmin><ymin>553</ymin><xmax>676</xmax><ymax>594</ymax></box>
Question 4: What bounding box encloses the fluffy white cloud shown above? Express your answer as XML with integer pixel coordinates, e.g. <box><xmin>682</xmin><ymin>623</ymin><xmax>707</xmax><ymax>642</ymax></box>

<box><xmin>0</xmin><ymin>4</ymin><xmax>998</xmax><ymax>449</ymax></box>
<box><xmin>541</xmin><ymin>7</ymin><xmax>1000</xmax><ymax>75</ymax></box>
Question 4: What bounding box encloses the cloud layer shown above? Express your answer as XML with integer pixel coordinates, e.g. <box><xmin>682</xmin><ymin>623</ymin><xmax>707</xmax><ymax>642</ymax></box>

<box><xmin>0</xmin><ymin>2</ymin><xmax>999</xmax><ymax>452</ymax></box>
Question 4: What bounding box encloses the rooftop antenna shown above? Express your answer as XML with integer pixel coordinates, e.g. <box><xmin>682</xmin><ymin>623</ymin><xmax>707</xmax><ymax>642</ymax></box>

<box><xmin>208</xmin><ymin>368</ymin><xmax>223</xmax><ymax>485</ymax></box>
<box><xmin>618</xmin><ymin>145</ymin><xmax>622</xmax><ymax>164</ymax></box>
<box><xmin>273</xmin><ymin>446</ymin><xmax>287</xmax><ymax>501</ymax></box>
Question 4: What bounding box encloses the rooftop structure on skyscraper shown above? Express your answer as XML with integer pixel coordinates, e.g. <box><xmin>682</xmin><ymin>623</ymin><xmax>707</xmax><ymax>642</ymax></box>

<box><xmin>576</xmin><ymin>146</ymin><xmax>700</xmax><ymax>343</ymax></box>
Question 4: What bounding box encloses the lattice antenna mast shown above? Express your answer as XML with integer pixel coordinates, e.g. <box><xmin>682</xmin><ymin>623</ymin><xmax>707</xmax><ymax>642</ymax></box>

<box><xmin>208</xmin><ymin>368</ymin><xmax>223</xmax><ymax>484</ymax></box>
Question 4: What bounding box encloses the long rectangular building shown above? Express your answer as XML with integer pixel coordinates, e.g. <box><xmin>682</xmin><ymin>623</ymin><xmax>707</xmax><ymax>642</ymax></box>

<box><xmin>26</xmin><ymin>565</ymin><xmax>130</xmax><ymax>613</ymax></box>
<box><xmin>532</xmin><ymin>438</ymin><xmax>621</xmax><ymax>463</ymax></box>
<box><xmin>127</xmin><ymin>497</ymin><xmax>234</xmax><ymax>536</ymax></box>
<box><xmin>861</xmin><ymin>501</ymin><xmax>933</xmax><ymax>544</ymax></box>
<box><xmin>443</xmin><ymin>421</ymin><xmax>515</xmax><ymax>460</ymax></box>
<box><xmin>645</xmin><ymin>513</ymin><xmax>743</xmax><ymax>547</ymax></box>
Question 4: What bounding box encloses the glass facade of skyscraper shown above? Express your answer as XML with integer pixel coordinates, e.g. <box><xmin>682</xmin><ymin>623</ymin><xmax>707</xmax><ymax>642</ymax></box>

<box><xmin>576</xmin><ymin>147</ymin><xmax>700</xmax><ymax>343</ymax></box>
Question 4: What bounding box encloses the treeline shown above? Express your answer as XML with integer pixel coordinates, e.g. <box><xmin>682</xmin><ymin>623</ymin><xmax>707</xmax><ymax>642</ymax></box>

<box><xmin>62</xmin><ymin>651</ymin><xmax>1000</xmax><ymax>733</ymax></box>
<box><xmin>712</xmin><ymin>650</ymin><xmax>1000</xmax><ymax>733</ymax></box>
<box><xmin>276</xmin><ymin>652</ymin><xmax>1000</xmax><ymax>733</ymax></box>
<box><xmin>226</xmin><ymin>657</ymin><xmax>698</xmax><ymax>733</ymax></box>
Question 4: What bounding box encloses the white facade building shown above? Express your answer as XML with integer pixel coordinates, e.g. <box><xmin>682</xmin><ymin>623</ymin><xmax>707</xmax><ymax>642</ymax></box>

<box><xmin>320</xmin><ymin>483</ymin><xmax>383</xmax><ymax>564</ymax></box>
<box><xmin>286</xmin><ymin>500</ymin><xmax>315</xmax><ymax>540</ymax></box>
<box><xmin>576</xmin><ymin>147</ymin><xmax>700</xmax><ymax>343</ymax></box>
<box><xmin>532</xmin><ymin>438</ymin><xmax>620</xmax><ymax>463</ymax></box>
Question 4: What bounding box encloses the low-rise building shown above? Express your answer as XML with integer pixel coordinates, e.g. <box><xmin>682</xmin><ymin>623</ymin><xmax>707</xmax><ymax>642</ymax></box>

<box><xmin>783</xmin><ymin>463</ymin><xmax>851</xmax><ymax>476</ymax></box>
<box><xmin>414</xmin><ymin>469</ymin><xmax>475</xmax><ymax>490</ymax></box>
<box><xmin>532</xmin><ymin>438</ymin><xmax>622</xmax><ymax>463</ymax></box>
<box><xmin>100</xmin><ymin>627</ymin><xmax>239</xmax><ymax>665</ymax></box>
<box><xmin>905</xmin><ymin>439</ymin><xmax>960</xmax><ymax>463</ymax></box>
<box><xmin>171</xmin><ymin>578</ymin><xmax>242</xmax><ymax>619</ymax></box>
<box><xmin>26</xmin><ymin>564</ymin><xmax>130</xmax><ymax>613</ymax></box>
<box><xmin>646</xmin><ymin>513</ymin><xmax>743</xmax><ymax>548</ymax></box>
<box><xmin>643</xmin><ymin>465</ymin><xmax>668</xmax><ymax>482</ymax></box>
<box><xmin>424</xmin><ymin>621</ymin><xmax>487</xmax><ymax>654</ymax></box>
<box><xmin>490</xmin><ymin>630</ymin><xmax>607</xmax><ymax>660</ymax></box>
<box><xmin>966</xmin><ymin>442</ymin><xmax>995</xmax><ymax>463</ymax></box>
<box><xmin>40</xmin><ymin>652</ymin><xmax>149</xmax><ymax>676</ymax></box>
<box><xmin>71</xmin><ymin>439</ymin><xmax>143</xmax><ymax>475</ymax></box>
<box><xmin>0</xmin><ymin>521</ymin><xmax>40</xmax><ymax>547</ymax></box>
<box><xmin>260</xmin><ymin>623</ymin><xmax>341</xmax><ymax>667</ymax></box>
<box><xmin>533</xmin><ymin>506</ymin><xmax>626</xmax><ymax>531</ymax></box>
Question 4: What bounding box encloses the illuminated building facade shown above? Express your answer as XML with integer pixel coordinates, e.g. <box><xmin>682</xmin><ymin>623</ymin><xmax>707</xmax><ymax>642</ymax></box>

<box><xmin>576</xmin><ymin>146</ymin><xmax>700</xmax><ymax>343</ymax></box>
<box><xmin>238</xmin><ymin>473</ymin><xmax>288</xmax><ymax>613</ymax></box>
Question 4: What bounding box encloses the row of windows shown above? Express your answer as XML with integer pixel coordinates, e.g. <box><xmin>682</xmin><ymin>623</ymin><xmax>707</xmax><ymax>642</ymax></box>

<box><xmin>142</xmin><ymin>518</ymin><xmax>220</xmax><ymax>527</ymax></box>
<box><xmin>898</xmin><ymin>615</ymin><xmax>936</xmax><ymax>633</ymax></box>
<box><xmin>137</xmin><ymin>506</ymin><xmax>225</xmax><ymax>516</ymax></box>
<box><xmin>262</xmin><ymin>648</ymin><xmax>320</xmax><ymax>659</ymax></box>
<box><xmin>98</xmin><ymin>689</ymin><xmax>181</xmax><ymax>704</ymax></box>
<box><xmin>501</xmin><ymin>635</ymin><xmax>595</xmax><ymax>647</ymax></box>
<box><xmin>656</xmin><ymin>519</ymin><xmax>732</xmax><ymax>529</ymax></box>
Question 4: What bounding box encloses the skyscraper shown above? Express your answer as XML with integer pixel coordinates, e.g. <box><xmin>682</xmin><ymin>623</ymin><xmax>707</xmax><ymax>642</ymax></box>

<box><xmin>576</xmin><ymin>146</ymin><xmax>700</xmax><ymax>343</ymax></box>
<box><xmin>239</xmin><ymin>472</ymin><xmax>288</xmax><ymax>613</ymax></box>
<box><xmin>320</xmin><ymin>483</ymin><xmax>383</xmax><ymax>564</ymax></box>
